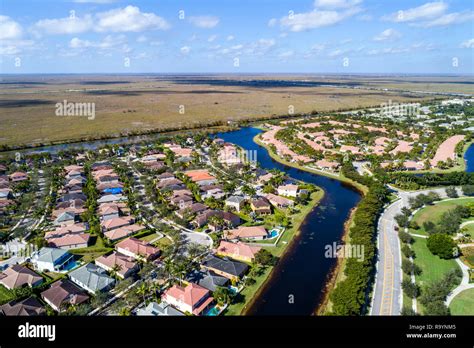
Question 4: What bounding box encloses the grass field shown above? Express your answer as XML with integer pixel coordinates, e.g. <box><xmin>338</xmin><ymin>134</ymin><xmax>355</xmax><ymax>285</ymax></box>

<box><xmin>409</xmin><ymin>198</ymin><xmax>474</xmax><ymax>236</ymax></box>
<box><xmin>449</xmin><ymin>288</ymin><xmax>474</xmax><ymax>315</ymax></box>
<box><xmin>0</xmin><ymin>284</ymin><xmax>15</xmax><ymax>305</ymax></box>
<box><xmin>0</xmin><ymin>74</ymin><xmax>456</xmax><ymax>149</ymax></box>
<box><xmin>412</xmin><ymin>236</ymin><xmax>460</xmax><ymax>288</ymax></box>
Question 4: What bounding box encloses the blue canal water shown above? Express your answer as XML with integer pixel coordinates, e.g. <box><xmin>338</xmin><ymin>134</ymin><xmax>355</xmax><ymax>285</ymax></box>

<box><xmin>218</xmin><ymin>127</ymin><xmax>361</xmax><ymax>315</ymax></box>
<box><xmin>464</xmin><ymin>144</ymin><xmax>474</xmax><ymax>172</ymax></box>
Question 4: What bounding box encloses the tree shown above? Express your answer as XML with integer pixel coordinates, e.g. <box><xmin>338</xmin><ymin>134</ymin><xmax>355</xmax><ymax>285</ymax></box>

<box><xmin>398</xmin><ymin>231</ymin><xmax>413</xmax><ymax>244</ymax></box>
<box><xmin>426</xmin><ymin>234</ymin><xmax>457</xmax><ymax>259</ymax></box>
<box><xmin>400</xmin><ymin>307</ymin><xmax>418</xmax><ymax>316</ymax></box>
<box><xmin>213</xmin><ymin>287</ymin><xmax>232</xmax><ymax>306</ymax></box>
<box><xmin>462</xmin><ymin>185</ymin><xmax>474</xmax><ymax>196</ymax></box>
<box><xmin>395</xmin><ymin>214</ymin><xmax>409</xmax><ymax>228</ymax></box>
<box><xmin>402</xmin><ymin>259</ymin><xmax>415</xmax><ymax>275</ymax></box>
<box><xmin>402</xmin><ymin>279</ymin><xmax>419</xmax><ymax>298</ymax></box>
<box><xmin>401</xmin><ymin>244</ymin><xmax>415</xmax><ymax>258</ymax></box>
<box><xmin>254</xmin><ymin>249</ymin><xmax>276</xmax><ymax>266</ymax></box>
<box><xmin>445</xmin><ymin>186</ymin><xmax>458</xmax><ymax>198</ymax></box>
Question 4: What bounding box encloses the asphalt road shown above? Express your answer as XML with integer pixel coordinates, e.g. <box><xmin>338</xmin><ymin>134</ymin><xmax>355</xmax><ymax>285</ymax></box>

<box><xmin>370</xmin><ymin>186</ymin><xmax>458</xmax><ymax>316</ymax></box>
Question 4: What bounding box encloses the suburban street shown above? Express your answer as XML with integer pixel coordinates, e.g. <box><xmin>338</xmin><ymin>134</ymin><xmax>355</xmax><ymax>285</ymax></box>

<box><xmin>370</xmin><ymin>186</ymin><xmax>457</xmax><ymax>316</ymax></box>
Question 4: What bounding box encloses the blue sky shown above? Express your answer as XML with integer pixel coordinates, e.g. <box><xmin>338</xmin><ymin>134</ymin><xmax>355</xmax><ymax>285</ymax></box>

<box><xmin>0</xmin><ymin>0</ymin><xmax>473</xmax><ymax>73</ymax></box>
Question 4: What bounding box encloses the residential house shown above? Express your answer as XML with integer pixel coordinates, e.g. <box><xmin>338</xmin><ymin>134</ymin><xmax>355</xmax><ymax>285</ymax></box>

<box><xmin>68</xmin><ymin>263</ymin><xmax>115</xmax><ymax>294</ymax></box>
<box><xmin>0</xmin><ymin>265</ymin><xmax>43</xmax><ymax>290</ymax></box>
<box><xmin>115</xmin><ymin>237</ymin><xmax>160</xmax><ymax>262</ymax></box>
<box><xmin>225</xmin><ymin>226</ymin><xmax>268</xmax><ymax>241</ymax></box>
<box><xmin>161</xmin><ymin>282</ymin><xmax>214</xmax><ymax>316</ymax></box>
<box><xmin>40</xmin><ymin>279</ymin><xmax>89</xmax><ymax>312</ymax></box>
<box><xmin>104</xmin><ymin>224</ymin><xmax>145</xmax><ymax>242</ymax></box>
<box><xmin>100</xmin><ymin>216</ymin><xmax>134</xmax><ymax>232</ymax></box>
<box><xmin>95</xmin><ymin>252</ymin><xmax>138</xmax><ymax>279</ymax></box>
<box><xmin>201</xmin><ymin>255</ymin><xmax>248</xmax><ymax>281</ymax></box>
<box><xmin>184</xmin><ymin>169</ymin><xmax>217</xmax><ymax>186</ymax></box>
<box><xmin>224</xmin><ymin>196</ymin><xmax>246</xmax><ymax>212</ymax></box>
<box><xmin>0</xmin><ymin>297</ymin><xmax>45</xmax><ymax>316</ymax></box>
<box><xmin>186</xmin><ymin>269</ymin><xmax>229</xmax><ymax>292</ymax></box>
<box><xmin>250</xmin><ymin>198</ymin><xmax>271</xmax><ymax>215</ymax></box>
<box><xmin>32</xmin><ymin>247</ymin><xmax>75</xmax><ymax>273</ymax></box>
<box><xmin>277</xmin><ymin>184</ymin><xmax>299</xmax><ymax>198</ymax></box>
<box><xmin>265</xmin><ymin>193</ymin><xmax>294</xmax><ymax>209</ymax></box>
<box><xmin>136</xmin><ymin>301</ymin><xmax>185</xmax><ymax>316</ymax></box>
<box><xmin>216</xmin><ymin>241</ymin><xmax>261</xmax><ymax>263</ymax></box>
<box><xmin>9</xmin><ymin>172</ymin><xmax>28</xmax><ymax>182</ymax></box>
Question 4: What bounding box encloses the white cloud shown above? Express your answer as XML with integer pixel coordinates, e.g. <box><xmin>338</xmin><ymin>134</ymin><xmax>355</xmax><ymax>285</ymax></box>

<box><xmin>314</xmin><ymin>0</ymin><xmax>362</xmax><ymax>9</ymax></box>
<box><xmin>268</xmin><ymin>18</ymin><xmax>277</xmax><ymax>27</ymax></box>
<box><xmin>417</xmin><ymin>11</ymin><xmax>474</xmax><ymax>27</ymax></box>
<box><xmin>231</xmin><ymin>44</ymin><xmax>243</xmax><ymax>50</ymax></box>
<box><xmin>69</xmin><ymin>35</ymin><xmax>127</xmax><ymax>50</ymax></box>
<box><xmin>279</xmin><ymin>8</ymin><xmax>361</xmax><ymax>32</ymax></box>
<box><xmin>461</xmin><ymin>38</ymin><xmax>474</xmax><ymax>48</ymax></box>
<box><xmin>373</xmin><ymin>28</ymin><xmax>401</xmax><ymax>41</ymax></box>
<box><xmin>33</xmin><ymin>6</ymin><xmax>169</xmax><ymax>35</ymax></box>
<box><xmin>0</xmin><ymin>39</ymin><xmax>36</xmax><ymax>56</ymax></box>
<box><xmin>226</xmin><ymin>35</ymin><xmax>234</xmax><ymax>41</ymax></box>
<box><xmin>180</xmin><ymin>46</ymin><xmax>191</xmax><ymax>55</ymax></box>
<box><xmin>278</xmin><ymin>50</ymin><xmax>294</xmax><ymax>59</ymax></box>
<box><xmin>96</xmin><ymin>6</ymin><xmax>170</xmax><ymax>32</ymax></box>
<box><xmin>188</xmin><ymin>16</ymin><xmax>219</xmax><ymax>28</ymax></box>
<box><xmin>207</xmin><ymin>34</ymin><xmax>217</xmax><ymax>42</ymax></box>
<box><xmin>33</xmin><ymin>15</ymin><xmax>94</xmax><ymax>35</ymax></box>
<box><xmin>382</xmin><ymin>2</ymin><xmax>448</xmax><ymax>22</ymax></box>
<box><xmin>0</xmin><ymin>15</ymin><xmax>23</xmax><ymax>40</ymax></box>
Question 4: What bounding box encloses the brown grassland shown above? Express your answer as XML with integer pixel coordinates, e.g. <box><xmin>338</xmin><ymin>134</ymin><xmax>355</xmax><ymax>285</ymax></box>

<box><xmin>1</xmin><ymin>74</ymin><xmax>472</xmax><ymax>148</ymax></box>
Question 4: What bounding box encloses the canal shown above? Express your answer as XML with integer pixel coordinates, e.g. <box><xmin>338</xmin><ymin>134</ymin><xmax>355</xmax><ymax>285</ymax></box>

<box><xmin>464</xmin><ymin>143</ymin><xmax>474</xmax><ymax>172</ymax></box>
<box><xmin>218</xmin><ymin>127</ymin><xmax>361</xmax><ymax>315</ymax></box>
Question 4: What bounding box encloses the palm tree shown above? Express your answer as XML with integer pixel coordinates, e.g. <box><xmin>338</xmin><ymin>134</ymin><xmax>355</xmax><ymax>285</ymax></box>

<box><xmin>136</xmin><ymin>282</ymin><xmax>148</xmax><ymax>304</ymax></box>
<box><xmin>110</xmin><ymin>264</ymin><xmax>123</xmax><ymax>280</ymax></box>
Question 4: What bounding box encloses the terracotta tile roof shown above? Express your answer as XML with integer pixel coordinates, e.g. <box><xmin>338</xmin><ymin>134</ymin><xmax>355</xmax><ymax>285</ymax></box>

<box><xmin>217</xmin><ymin>241</ymin><xmax>261</xmax><ymax>261</ymax></box>
<box><xmin>225</xmin><ymin>226</ymin><xmax>267</xmax><ymax>239</ymax></box>
<box><xmin>0</xmin><ymin>265</ymin><xmax>42</xmax><ymax>289</ymax></box>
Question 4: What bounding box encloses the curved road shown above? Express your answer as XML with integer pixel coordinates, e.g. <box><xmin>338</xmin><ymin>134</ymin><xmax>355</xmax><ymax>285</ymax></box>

<box><xmin>370</xmin><ymin>186</ymin><xmax>460</xmax><ymax>316</ymax></box>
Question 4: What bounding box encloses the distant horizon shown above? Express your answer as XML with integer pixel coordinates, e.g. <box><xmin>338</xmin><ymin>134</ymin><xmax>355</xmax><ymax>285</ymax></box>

<box><xmin>1</xmin><ymin>72</ymin><xmax>474</xmax><ymax>77</ymax></box>
<box><xmin>1</xmin><ymin>0</ymin><xmax>472</xmax><ymax>74</ymax></box>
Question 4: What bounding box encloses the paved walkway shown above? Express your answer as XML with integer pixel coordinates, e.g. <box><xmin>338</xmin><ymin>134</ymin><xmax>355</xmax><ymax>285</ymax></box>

<box><xmin>445</xmin><ymin>258</ymin><xmax>474</xmax><ymax>306</ymax></box>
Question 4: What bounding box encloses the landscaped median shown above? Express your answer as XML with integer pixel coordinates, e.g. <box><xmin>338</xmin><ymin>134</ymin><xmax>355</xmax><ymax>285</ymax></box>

<box><xmin>224</xmin><ymin>189</ymin><xmax>324</xmax><ymax>315</ymax></box>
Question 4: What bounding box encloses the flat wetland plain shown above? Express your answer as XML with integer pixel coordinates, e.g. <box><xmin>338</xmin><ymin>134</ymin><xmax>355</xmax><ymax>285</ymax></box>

<box><xmin>1</xmin><ymin>74</ymin><xmax>473</xmax><ymax>148</ymax></box>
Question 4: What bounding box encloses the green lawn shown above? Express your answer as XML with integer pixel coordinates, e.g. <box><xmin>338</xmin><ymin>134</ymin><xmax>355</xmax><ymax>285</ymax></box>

<box><xmin>0</xmin><ymin>285</ymin><xmax>15</xmax><ymax>305</ymax></box>
<box><xmin>461</xmin><ymin>223</ymin><xmax>474</xmax><ymax>238</ymax></box>
<box><xmin>410</xmin><ymin>198</ymin><xmax>474</xmax><ymax>236</ymax></box>
<box><xmin>139</xmin><ymin>233</ymin><xmax>160</xmax><ymax>243</ymax></box>
<box><xmin>412</xmin><ymin>236</ymin><xmax>460</xmax><ymax>288</ymax></box>
<box><xmin>449</xmin><ymin>288</ymin><xmax>474</xmax><ymax>315</ymax></box>
<box><xmin>153</xmin><ymin>237</ymin><xmax>173</xmax><ymax>249</ymax></box>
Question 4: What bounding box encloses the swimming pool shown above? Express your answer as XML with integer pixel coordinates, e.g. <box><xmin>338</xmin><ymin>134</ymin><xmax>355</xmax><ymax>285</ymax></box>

<box><xmin>204</xmin><ymin>306</ymin><xmax>220</xmax><ymax>316</ymax></box>
<box><xmin>268</xmin><ymin>228</ymin><xmax>280</xmax><ymax>239</ymax></box>
<box><xmin>62</xmin><ymin>260</ymin><xmax>80</xmax><ymax>272</ymax></box>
